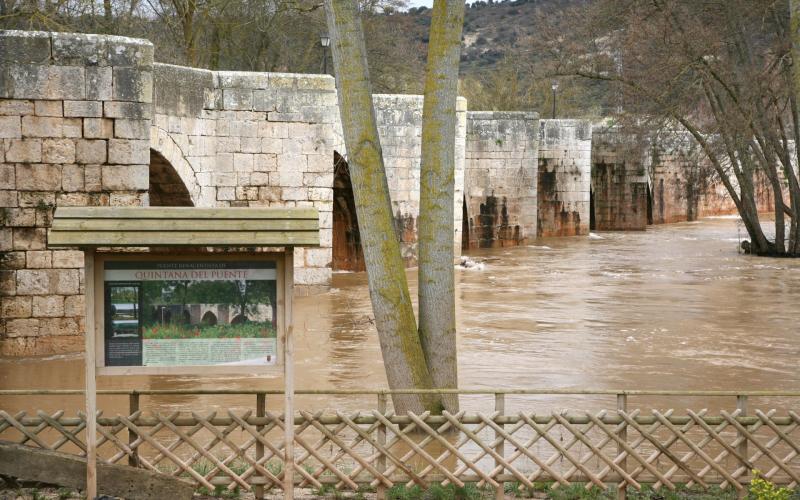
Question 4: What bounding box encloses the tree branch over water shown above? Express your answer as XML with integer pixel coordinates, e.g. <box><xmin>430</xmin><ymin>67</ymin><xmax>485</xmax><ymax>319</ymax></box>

<box><xmin>549</xmin><ymin>0</ymin><xmax>800</xmax><ymax>256</ymax></box>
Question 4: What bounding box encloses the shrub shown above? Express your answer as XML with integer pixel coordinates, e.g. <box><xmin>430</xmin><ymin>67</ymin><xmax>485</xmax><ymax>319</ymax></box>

<box><xmin>749</xmin><ymin>471</ymin><xmax>792</xmax><ymax>500</ymax></box>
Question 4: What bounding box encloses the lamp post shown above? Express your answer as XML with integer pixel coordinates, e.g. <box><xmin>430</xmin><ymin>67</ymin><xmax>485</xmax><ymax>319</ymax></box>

<box><xmin>551</xmin><ymin>81</ymin><xmax>559</xmax><ymax>119</ymax></box>
<box><xmin>320</xmin><ymin>34</ymin><xmax>331</xmax><ymax>74</ymax></box>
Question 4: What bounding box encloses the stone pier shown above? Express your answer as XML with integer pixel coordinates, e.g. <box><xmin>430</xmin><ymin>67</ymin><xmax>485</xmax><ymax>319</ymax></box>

<box><xmin>1</xmin><ymin>31</ymin><xmax>153</xmax><ymax>355</ymax></box>
<box><xmin>463</xmin><ymin>111</ymin><xmax>539</xmax><ymax>248</ymax></box>
<box><xmin>590</xmin><ymin>127</ymin><xmax>649</xmax><ymax>231</ymax></box>
<box><xmin>537</xmin><ymin>119</ymin><xmax>592</xmax><ymax>236</ymax></box>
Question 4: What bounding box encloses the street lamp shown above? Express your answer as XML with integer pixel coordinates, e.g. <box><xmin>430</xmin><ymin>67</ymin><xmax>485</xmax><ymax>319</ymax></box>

<box><xmin>320</xmin><ymin>34</ymin><xmax>331</xmax><ymax>74</ymax></box>
<box><xmin>551</xmin><ymin>81</ymin><xmax>559</xmax><ymax>119</ymax></box>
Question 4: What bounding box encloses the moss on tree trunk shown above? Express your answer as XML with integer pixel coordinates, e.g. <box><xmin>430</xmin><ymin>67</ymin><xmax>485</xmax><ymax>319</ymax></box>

<box><xmin>418</xmin><ymin>0</ymin><xmax>466</xmax><ymax>414</ymax></box>
<box><xmin>324</xmin><ymin>0</ymin><xmax>440</xmax><ymax>413</ymax></box>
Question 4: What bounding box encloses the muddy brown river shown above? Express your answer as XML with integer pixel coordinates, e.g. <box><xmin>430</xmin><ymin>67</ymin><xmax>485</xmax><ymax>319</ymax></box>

<box><xmin>2</xmin><ymin>216</ymin><xmax>799</xmax><ymax>415</ymax></box>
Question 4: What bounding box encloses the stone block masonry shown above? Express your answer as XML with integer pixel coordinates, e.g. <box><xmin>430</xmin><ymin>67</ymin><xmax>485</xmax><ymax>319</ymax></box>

<box><xmin>369</xmin><ymin>94</ymin><xmax>467</xmax><ymax>266</ymax></box>
<box><xmin>464</xmin><ymin>111</ymin><xmax>539</xmax><ymax>248</ymax></box>
<box><xmin>646</xmin><ymin>132</ymin><xmax>774</xmax><ymax>224</ymax></box>
<box><xmin>150</xmin><ymin>64</ymin><xmax>338</xmax><ymax>292</ymax></box>
<box><xmin>537</xmin><ymin>119</ymin><xmax>592</xmax><ymax>237</ymax></box>
<box><xmin>0</xmin><ymin>30</ymin><xmax>153</xmax><ymax>356</ymax></box>
<box><xmin>588</xmin><ymin>128</ymin><xmax>764</xmax><ymax>230</ymax></box>
<box><xmin>648</xmin><ymin>134</ymin><xmax>707</xmax><ymax>225</ymax></box>
<box><xmin>590</xmin><ymin>128</ymin><xmax>648</xmax><ymax>231</ymax></box>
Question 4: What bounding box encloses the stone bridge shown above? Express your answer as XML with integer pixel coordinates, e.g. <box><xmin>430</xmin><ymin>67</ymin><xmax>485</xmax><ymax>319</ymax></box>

<box><xmin>0</xmin><ymin>30</ymin><xmax>756</xmax><ymax>355</ymax></box>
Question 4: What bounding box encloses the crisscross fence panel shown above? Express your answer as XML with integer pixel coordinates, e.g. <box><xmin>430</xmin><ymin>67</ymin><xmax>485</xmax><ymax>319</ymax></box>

<box><xmin>1</xmin><ymin>389</ymin><xmax>799</xmax><ymax>498</ymax></box>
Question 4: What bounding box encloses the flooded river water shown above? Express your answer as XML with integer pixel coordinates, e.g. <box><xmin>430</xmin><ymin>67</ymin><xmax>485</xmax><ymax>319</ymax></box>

<box><xmin>2</xmin><ymin>216</ymin><xmax>799</xmax><ymax>415</ymax></box>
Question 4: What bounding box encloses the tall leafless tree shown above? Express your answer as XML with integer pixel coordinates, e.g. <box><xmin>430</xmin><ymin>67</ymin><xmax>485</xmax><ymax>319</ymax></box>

<box><xmin>326</xmin><ymin>0</ymin><xmax>465</xmax><ymax>412</ymax></box>
<box><xmin>550</xmin><ymin>0</ymin><xmax>800</xmax><ymax>255</ymax></box>
<box><xmin>418</xmin><ymin>0</ymin><xmax>465</xmax><ymax>413</ymax></box>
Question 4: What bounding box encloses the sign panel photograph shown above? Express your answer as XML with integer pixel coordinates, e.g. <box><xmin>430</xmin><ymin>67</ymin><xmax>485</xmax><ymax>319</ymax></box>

<box><xmin>103</xmin><ymin>260</ymin><xmax>279</xmax><ymax>368</ymax></box>
<box><xmin>93</xmin><ymin>254</ymin><xmax>285</xmax><ymax>375</ymax></box>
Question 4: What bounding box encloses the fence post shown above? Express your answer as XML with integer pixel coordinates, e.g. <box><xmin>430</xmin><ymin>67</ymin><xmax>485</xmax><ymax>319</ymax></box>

<box><xmin>737</xmin><ymin>395</ymin><xmax>748</xmax><ymax>496</ymax></box>
<box><xmin>377</xmin><ymin>392</ymin><xmax>388</xmax><ymax>500</ymax></box>
<box><xmin>495</xmin><ymin>393</ymin><xmax>505</xmax><ymax>500</ymax></box>
<box><xmin>128</xmin><ymin>391</ymin><xmax>139</xmax><ymax>468</ymax></box>
<box><xmin>255</xmin><ymin>392</ymin><xmax>266</xmax><ymax>500</ymax></box>
<box><xmin>617</xmin><ymin>393</ymin><xmax>628</xmax><ymax>500</ymax></box>
<box><xmin>283</xmin><ymin>249</ymin><xmax>295</xmax><ymax>500</ymax></box>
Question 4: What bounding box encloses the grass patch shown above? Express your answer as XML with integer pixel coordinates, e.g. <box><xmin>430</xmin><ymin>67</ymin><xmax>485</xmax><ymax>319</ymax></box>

<box><xmin>385</xmin><ymin>482</ymin><xmax>489</xmax><ymax>500</ymax></box>
<box><xmin>143</xmin><ymin>321</ymin><xmax>275</xmax><ymax>340</ymax></box>
<box><xmin>499</xmin><ymin>480</ymin><xmax>800</xmax><ymax>500</ymax></box>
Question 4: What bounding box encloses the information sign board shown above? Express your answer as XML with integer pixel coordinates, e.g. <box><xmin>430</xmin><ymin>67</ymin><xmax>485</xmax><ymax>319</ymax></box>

<box><xmin>93</xmin><ymin>254</ymin><xmax>284</xmax><ymax>375</ymax></box>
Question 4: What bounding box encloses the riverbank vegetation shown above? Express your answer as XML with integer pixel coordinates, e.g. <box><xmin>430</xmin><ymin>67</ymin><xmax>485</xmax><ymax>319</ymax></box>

<box><xmin>538</xmin><ymin>0</ymin><xmax>800</xmax><ymax>257</ymax></box>
<box><xmin>2</xmin><ymin>480</ymin><xmax>797</xmax><ymax>500</ymax></box>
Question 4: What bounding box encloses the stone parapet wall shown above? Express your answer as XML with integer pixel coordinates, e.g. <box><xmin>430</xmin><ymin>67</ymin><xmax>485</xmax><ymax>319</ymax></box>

<box><xmin>537</xmin><ymin>119</ymin><xmax>592</xmax><ymax>236</ymax></box>
<box><xmin>151</xmin><ymin>64</ymin><xmax>339</xmax><ymax>290</ymax></box>
<box><xmin>0</xmin><ymin>30</ymin><xmax>153</xmax><ymax>355</ymax></box>
<box><xmin>464</xmin><ymin>111</ymin><xmax>539</xmax><ymax>248</ymax></box>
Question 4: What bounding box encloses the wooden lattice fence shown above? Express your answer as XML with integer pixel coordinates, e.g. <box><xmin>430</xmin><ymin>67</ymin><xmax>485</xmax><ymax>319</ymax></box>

<box><xmin>1</xmin><ymin>389</ymin><xmax>799</xmax><ymax>498</ymax></box>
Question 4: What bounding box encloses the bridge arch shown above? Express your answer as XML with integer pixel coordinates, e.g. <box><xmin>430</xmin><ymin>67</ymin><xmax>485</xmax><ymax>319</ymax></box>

<box><xmin>149</xmin><ymin>127</ymin><xmax>202</xmax><ymax>206</ymax></box>
<box><xmin>149</xmin><ymin>149</ymin><xmax>194</xmax><ymax>206</ymax></box>
<box><xmin>332</xmin><ymin>151</ymin><xmax>365</xmax><ymax>272</ymax></box>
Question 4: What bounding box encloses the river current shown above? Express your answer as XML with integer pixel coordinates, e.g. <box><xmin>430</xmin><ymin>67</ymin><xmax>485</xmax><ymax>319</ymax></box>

<box><xmin>2</xmin><ymin>216</ymin><xmax>798</xmax><ymax>414</ymax></box>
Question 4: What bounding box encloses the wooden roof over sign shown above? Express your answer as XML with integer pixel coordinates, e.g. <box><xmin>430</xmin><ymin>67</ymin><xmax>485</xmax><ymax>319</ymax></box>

<box><xmin>47</xmin><ymin>207</ymin><xmax>320</xmax><ymax>247</ymax></box>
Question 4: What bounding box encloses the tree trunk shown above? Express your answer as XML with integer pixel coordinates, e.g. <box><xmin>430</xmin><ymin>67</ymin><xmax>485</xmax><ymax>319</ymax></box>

<box><xmin>789</xmin><ymin>0</ymin><xmax>800</xmax><ymax>253</ymax></box>
<box><xmin>737</xmin><ymin>160</ymin><xmax>772</xmax><ymax>254</ymax></box>
<box><xmin>103</xmin><ymin>0</ymin><xmax>112</xmax><ymax>27</ymax></box>
<box><xmin>174</xmin><ymin>0</ymin><xmax>197</xmax><ymax>66</ymax></box>
<box><xmin>210</xmin><ymin>24</ymin><xmax>222</xmax><ymax>71</ymax></box>
<box><xmin>324</xmin><ymin>0</ymin><xmax>440</xmax><ymax>413</ymax></box>
<box><xmin>418</xmin><ymin>0</ymin><xmax>465</xmax><ymax>414</ymax></box>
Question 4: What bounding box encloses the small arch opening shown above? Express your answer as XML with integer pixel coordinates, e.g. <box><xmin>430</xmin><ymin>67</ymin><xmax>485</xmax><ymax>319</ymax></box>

<box><xmin>201</xmin><ymin>310</ymin><xmax>218</xmax><ymax>326</ymax></box>
<box><xmin>149</xmin><ymin>149</ymin><xmax>194</xmax><ymax>207</ymax></box>
<box><xmin>332</xmin><ymin>152</ymin><xmax>366</xmax><ymax>272</ymax></box>
<box><xmin>461</xmin><ymin>195</ymin><xmax>471</xmax><ymax>250</ymax></box>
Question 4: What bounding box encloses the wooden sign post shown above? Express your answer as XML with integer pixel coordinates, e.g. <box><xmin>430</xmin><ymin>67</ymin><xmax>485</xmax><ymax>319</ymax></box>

<box><xmin>84</xmin><ymin>249</ymin><xmax>97</xmax><ymax>500</ymax></box>
<box><xmin>48</xmin><ymin>207</ymin><xmax>319</xmax><ymax>500</ymax></box>
<box><xmin>283</xmin><ymin>247</ymin><xmax>294</xmax><ymax>499</ymax></box>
